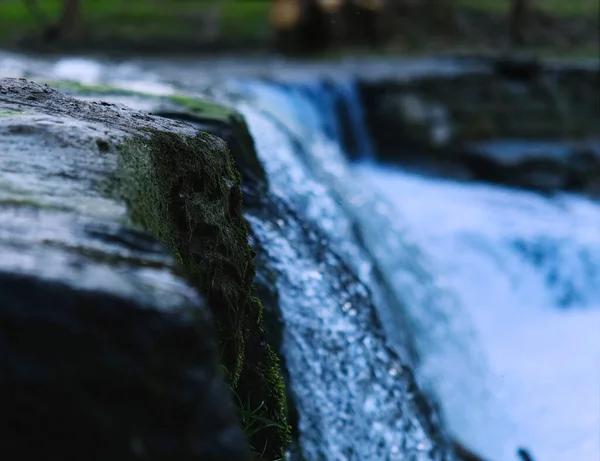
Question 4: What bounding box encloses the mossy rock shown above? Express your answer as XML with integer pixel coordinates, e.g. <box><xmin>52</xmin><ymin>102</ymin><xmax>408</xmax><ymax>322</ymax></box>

<box><xmin>120</xmin><ymin>130</ymin><xmax>288</xmax><ymax>459</ymax></box>
<box><xmin>0</xmin><ymin>78</ymin><xmax>289</xmax><ymax>459</ymax></box>
<box><xmin>0</xmin><ymin>77</ymin><xmax>252</xmax><ymax>461</ymax></box>
<box><xmin>45</xmin><ymin>80</ymin><xmax>268</xmax><ymax>191</ymax></box>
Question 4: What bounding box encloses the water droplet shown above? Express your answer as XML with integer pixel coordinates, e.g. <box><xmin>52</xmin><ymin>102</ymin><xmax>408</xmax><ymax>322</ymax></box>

<box><xmin>342</xmin><ymin>301</ymin><xmax>352</xmax><ymax>312</ymax></box>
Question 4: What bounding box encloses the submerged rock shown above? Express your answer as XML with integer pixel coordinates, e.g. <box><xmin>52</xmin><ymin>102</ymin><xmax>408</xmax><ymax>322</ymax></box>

<box><xmin>0</xmin><ymin>78</ymin><xmax>251</xmax><ymax>460</ymax></box>
<box><xmin>360</xmin><ymin>61</ymin><xmax>600</xmax><ymax>196</ymax></box>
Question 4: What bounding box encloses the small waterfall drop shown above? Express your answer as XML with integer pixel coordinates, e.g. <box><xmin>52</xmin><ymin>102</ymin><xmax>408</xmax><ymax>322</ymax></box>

<box><xmin>238</xmin><ymin>103</ymin><xmax>452</xmax><ymax>461</ymax></box>
<box><xmin>233</xmin><ymin>79</ymin><xmax>507</xmax><ymax>460</ymax></box>
<box><xmin>232</xmin><ymin>76</ymin><xmax>600</xmax><ymax>461</ymax></box>
<box><xmin>232</xmin><ymin>78</ymin><xmax>375</xmax><ymax>160</ymax></box>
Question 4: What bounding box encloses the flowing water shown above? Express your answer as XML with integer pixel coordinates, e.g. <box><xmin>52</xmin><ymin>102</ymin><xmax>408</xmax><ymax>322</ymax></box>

<box><xmin>356</xmin><ymin>165</ymin><xmax>600</xmax><ymax>461</ymax></box>
<box><xmin>229</xmin><ymin>76</ymin><xmax>600</xmax><ymax>461</ymax></box>
<box><xmin>231</xmin><ymin>79</ymin><xmax>506</xmax><ymax>460</ymax></box>
<box><xmin>1</xmin><ymin>53</ymin><xmax>599</xmax><ymax>461</ymax></box>
<box><xmin>239</xmin><ymin>105</ymin><xmax>450</xmax><ymax>461</ymax></box>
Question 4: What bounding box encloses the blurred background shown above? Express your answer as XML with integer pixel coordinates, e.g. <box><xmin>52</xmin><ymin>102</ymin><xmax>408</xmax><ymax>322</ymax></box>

<box><xmin>0</xmin><ymin>0</ymin><xmax>598</xmax><ymax>57</ymax></box>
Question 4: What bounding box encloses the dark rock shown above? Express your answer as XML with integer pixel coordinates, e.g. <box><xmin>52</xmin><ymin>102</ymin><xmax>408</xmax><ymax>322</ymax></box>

<box><xmin>46</xmin><ymin>82</ymin><xmax>269</xmax><ymax>204</ymax></box>
<box><xmin>0</xmin><ymin>268</ymin><xmax>246</xmax><ymax>461</ymax></box>
<box><xmin>153</xmin><ymin>96</ymin><xmax>268</xmax><ymax>191</ymax></box>
<box><xmin>517</xmin><ymin>447</ymin><xmax>536</xmax><ymax>461</ymax></box>
<box><xmin>492</xmin><ymin>55</ymin><xmax>542</xmax><ymax>82</ymax></box>
<box><xmin>459</xmin><ymin>139</ymin><xmax>600</xmax><ymax>195</ymax></box>
<box><xmin>32</xmin><ymin>80</ymin><xmax>290</xmax><ymax>458</ymax></box>
<box><xmin>452</xmin><ymin>440</ymin><xmax>490</xmax><ymax>461</ymax></box>
<box><xmin>0</xmin><ymin>78</ymin><xmax>250</xmax><ymax>461</ymax></box>
<box><xmin>359</xmin><ymin>62</ymin><xmax>600</xmax><ymax>196</ymax></box>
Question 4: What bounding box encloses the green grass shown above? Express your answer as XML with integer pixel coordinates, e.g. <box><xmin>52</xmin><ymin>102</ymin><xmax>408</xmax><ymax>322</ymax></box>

<box><xmin>0</xmin><ymin>0</ymin><xmax>596</xmax><ymax>54</ymax></box>
<box><xmin>0</xmin><ymin>0</ymin><xmax>271</xmax><ymax>43</ymax></box>
<box><xmin>230</xmin><ymin>382</ymin><xmax>289</xmax><ymax>460</ymax></box>
<box><xmin>0</xmin><ymin>0</ymin><xmax>597</xmax><ymax>44</ymax></box>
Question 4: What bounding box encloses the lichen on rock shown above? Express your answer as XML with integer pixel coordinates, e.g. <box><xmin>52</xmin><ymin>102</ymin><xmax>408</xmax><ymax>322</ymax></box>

<box><xmin>44</xmin><ymin>81</ymin><xmax>268</xmax><ymax>190</ymax></box>
<box><xmin>0</xmin><ymin>78</ymin><xmax>289</xmax><ymax>460</ymax></box>
<box><xmin>119</xmin><ymin>128</ymin><xmax>289</xmax><ymax>458</ymax></box>
<box><xmin>0</xmin><ymin>77</ymin><xmax>250</xmax><ymax>461</ymax></box>
<box><xmin>50</xmin><ymin>80</ymin><xmax>289</xmax><ymax>458</ymax></box>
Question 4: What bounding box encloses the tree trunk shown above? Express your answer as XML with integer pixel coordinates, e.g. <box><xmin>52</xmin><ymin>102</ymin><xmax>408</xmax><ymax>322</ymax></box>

<box><xmin>509</xmin><ymin>0</ymin><xmax>529</xmax><ymax>47</ymax></box>
<box><xmin>56</xmin><ymin>0</ymin><xmax>81</xmax><ymax>42</ymax></box>
<box><xmin>270</xmin><ymin>0</ymin><xmax>337</xmax><ymax>54</ymax></box>
<box><xmin>270</xmin><ymin>0</ymin><xmax>391</xmax><ymax>54</ymax></box>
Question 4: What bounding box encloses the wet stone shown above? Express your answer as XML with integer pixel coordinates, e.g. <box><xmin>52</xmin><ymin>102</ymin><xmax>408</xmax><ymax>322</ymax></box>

<box><xmin>0</xmin><ymin>78</ymin><xmax>249</xmax><ymax>461</ymax></box>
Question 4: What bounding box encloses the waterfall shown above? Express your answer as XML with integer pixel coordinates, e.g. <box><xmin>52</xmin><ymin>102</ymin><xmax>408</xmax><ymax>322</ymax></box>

<box><xmin>231</xmin><ymin>78</ymin><xmax>600</xmax><ymax>461</ymax></box>
<box><xmin>237</xmin><ymin>103</ymin><xmax>452</xmax><ymax>461</ymax></box>
<box><xmin>232</xmin><ymin>79</ymin><xmax>507</xmax><ymax>460</ymax></box>
<box><xmin>4</xmin><ymin>52</ymin><xmax>598</xmax><ymax>461</ymax></box>
<box><xmin>357</xmin><ymin>165</ymin><xmax>600</xmax><ymax>461</ymax></box>
<box><xmin>231</xmin><ymin>78</ymin><xmax>375</xmax><ymax>160</ymax></box>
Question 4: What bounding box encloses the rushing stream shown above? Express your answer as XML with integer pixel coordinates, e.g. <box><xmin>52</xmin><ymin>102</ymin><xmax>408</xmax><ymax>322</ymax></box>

<box><xmin>1</xmin><ymin>53</ymin><xmax>599</xmax><ymax>461</ymax></box>
<box><xmin>357</xmin><ymin>165</ymin><xmax>600</xmax><ymax>461</ymax></box>
<box><xmin>239</xmin><ymin>105</ymin><xmax>450</xmax><ymax>461</ymax></box>
<box><xmin>229</xmin><ymin>75</ymin><xmax>600</xmax><ymax>461</ymax></box>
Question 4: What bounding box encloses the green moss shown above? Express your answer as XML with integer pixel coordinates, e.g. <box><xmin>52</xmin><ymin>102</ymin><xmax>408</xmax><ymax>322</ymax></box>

<box><xmin>169</xmin><ymin>95</ymin><xmax>235</xmax><ymax>123</ymax></box>
<box><xmin>45</xmin><ymin>83</ymin><xmax>236</xmax><ymax>122</ymax></box>
<box><xmin>0</xmin><ymin>109</ymin><xmax>27</xmax><ymax>118</ymax></box>
<box><xmin>118</xmin><ymin>129</ymin><xmax>289</xmax><ymax>459</ymax></box>
<box><xmin>0</xmin><ymin>197</ymin><xmax>65</xmax><ymax>210</ymax></box>
<box><xmin>166</xmin><ymin>95</ymin><xmax>268</xmax><ymax>187</ymax></box>
<box><xmin>46</xmin><ymin>80</ymin><xmax>148</xmax><ymax>98</ymax></box>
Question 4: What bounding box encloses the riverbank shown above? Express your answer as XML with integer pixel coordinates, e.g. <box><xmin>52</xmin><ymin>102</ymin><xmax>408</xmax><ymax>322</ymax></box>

<box><xmin>0</xmin><ymin>0</ymin><xmax>597</xmax><ymax>58</ymax></box>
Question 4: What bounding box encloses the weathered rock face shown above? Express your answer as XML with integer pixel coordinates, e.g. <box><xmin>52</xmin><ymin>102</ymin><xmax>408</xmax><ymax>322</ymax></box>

<box><xmin>46</xmin><ymin>82</ymin><xmax>269</xmax><ymax>203</ymax></box>
<box><xmin>360</xmin><ymin>61</ymin><xmax>600</xmax><ymax>196</ymax></box>
<box><xmin>35</xmin><ymin>81</ymin><xmax>290</xmax><ymax>459</ymax></box>
<box><xmin>0</xmin><ymin>78</ymin><xmax>251</xmax><ymax>461</ymax></box>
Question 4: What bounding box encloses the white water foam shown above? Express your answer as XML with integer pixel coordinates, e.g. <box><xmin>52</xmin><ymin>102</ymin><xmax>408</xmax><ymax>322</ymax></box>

<box><xmin>235</xmin><ymin>79</ymin><xmax>508</xmax><ymax>460</ymax></box>
<box><xmin>357</xmin><ymin>164</ymin><xmax>600</xmax><ymax>461</ymax></box>
<box><xmin>240</xmin><ymin>105</ymin><xmax>450</xmax><ymax>461</ymax></box>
